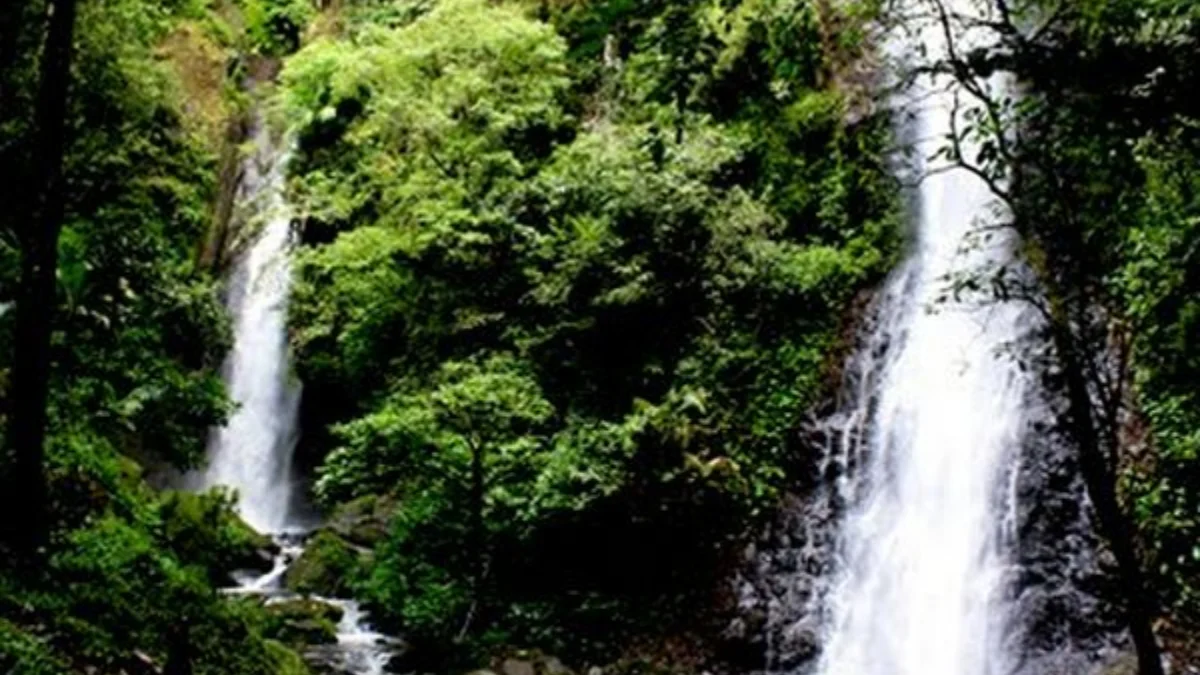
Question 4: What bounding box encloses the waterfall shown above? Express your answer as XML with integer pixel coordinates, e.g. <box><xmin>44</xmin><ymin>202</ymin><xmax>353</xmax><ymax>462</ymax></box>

<box><xmin>812</xmin><ymin>1</ymin><xmax>1036</xmax><ymax>673</ymax></box>
<box><xmin>735</xmin><ymin>0</ymin><xmax>1134</xmax><ymax>671</ymax></box>
<box><xmin>199</xmin><ymin>116</ymin><xmax>403</xmax><ymax>675</ymax></box>
<box><xmin>201</xmin><ymin>119</ymin><xmax>301</xmax><ymax>533</ymax></box>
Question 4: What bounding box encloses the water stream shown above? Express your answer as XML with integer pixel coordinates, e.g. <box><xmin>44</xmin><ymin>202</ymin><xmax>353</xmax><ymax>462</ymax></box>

<box><xmin>812</xmin><ymin>1</ymin><xmax>1035</xmax><ymax>673</ymax></box>
<box><xmin>202</xmin><ymin>117</ymin><xmax>301</xmax><ymax>534</ymax></box>
<box><xmin>731</xmin><ymin>1</ymin><xmax>1130</xmax><ymax>665</ymax></box>
<box><xmin>199</xmin><ymin>117</ymin><xmax>399</xmax><ymax>675</ymax></box>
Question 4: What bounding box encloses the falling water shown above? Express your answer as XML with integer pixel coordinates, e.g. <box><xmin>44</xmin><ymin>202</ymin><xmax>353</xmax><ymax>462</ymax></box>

<box><xmin>812</xmin><ymin>1</ymin><xmax>1036</xmax><ymax>673</ymax></box>
<box><xmin>202</xmin><ymin>120</ymin><xmax>301</xmax><ymax>533</ymax></box>
<box><xmin>310</xmin><ymin>599</ymin><xmax>400</xmax><ymax>675</ymax></box>
<box><xmin>200</xmin><ymin>116</ymin><xmax>402</xmax><ymax>674</ymax></box>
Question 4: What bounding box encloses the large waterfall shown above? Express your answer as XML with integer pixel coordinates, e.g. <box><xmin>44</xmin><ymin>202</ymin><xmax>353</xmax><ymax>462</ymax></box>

<box><xmin>199</xmin><ymin>116</ymin><xmax>400</xmax><ymax>675</ymax></box>
<box><xmin>199</xmin><ymin>115</ymin><xmax>400</xmax><ymax>672</ymax></box>
<box><xmin>812</xmin><ymin>1</ymin><xmax>1035</xmax><ymax>673</ymax></box>
<box><xmin>732</xmin><ymin>0</ymin><xmax>1130</xmax><ymax>668</ymax></box>
<box><xmin>202</xmin><ymin>121</ymin><xmax>301</xmax><ymax>533</ymax></box>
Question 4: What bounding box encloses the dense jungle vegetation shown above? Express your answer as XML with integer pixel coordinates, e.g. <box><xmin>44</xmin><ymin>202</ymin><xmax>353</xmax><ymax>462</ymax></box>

<box><xmin>0</xmin><ymin>0</ymin><xmax>1198</xmax><ymax>673</ymax></box>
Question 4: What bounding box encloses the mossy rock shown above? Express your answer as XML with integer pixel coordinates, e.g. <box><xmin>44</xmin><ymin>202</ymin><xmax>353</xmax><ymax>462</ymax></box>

<box><xmin>283</xmin><ymin>530</ymin><xmax>358</xmax><ymax>596</ymax></box>
<box><xmin>491</xmin><ymin>650</ymin><xmax>574</xmax><ymax>675</ymax></box>
<box><xmin>228</xmin><ymin>512</ymin><xmax>278</xmax><ymax>568</ymax></box>
<box><xmin>327</xmin><ymin>494</ymin><xmax>398</xmax><ymax>548</ymax></box>
<box><xmin>265</xmin><ymin>599</ymin><xmax>344</xmax><ymax>648</ymax></box>
<box><xmin>265</xmin><ymin>638</ymin><xmax>314</xmax><ymax>675</ymax></box>
<box><xmin>157</xmin><ymin>490</ymin><xmax>278</xmax><ymax>580</ymax></box>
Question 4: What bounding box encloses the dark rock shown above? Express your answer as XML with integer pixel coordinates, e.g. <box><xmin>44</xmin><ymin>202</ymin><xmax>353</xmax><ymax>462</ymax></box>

<box><xmin>265</xmin><ymin>598</ymin><xmax>344</xmax><ymax>648</ymax></box>
<box><xmin>484</xmin><ymin>650</ymin><xmax>575</xmax><ymax>675</ymax></box>
<box><xmin>284</xmin><ymin>531</ymin><xmax>358</xmax><ymax>596</ymax></box>
<box><xmin>327</xmin><ymin>494</ymin><xmax>398</xmax><ymax>548</ymax></box>
<box><xmin>501</xmin><ymin>658</ymin><xmax>535</xmax><ymax>675</ymax></box>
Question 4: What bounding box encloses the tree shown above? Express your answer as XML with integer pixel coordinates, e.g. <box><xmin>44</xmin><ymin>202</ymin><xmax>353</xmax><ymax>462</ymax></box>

<box><xmin>426</xmin><ymin>358</ymin><xmax>555</xmax><ymax>638</ymax></box>
<box><xmin>918</xmin><ymin>0</ymin><xmax>1183</xmax><ymax>670</ymax></box>
<box><xmin>3</xmin><ymin>0</ymin><xmax>79</xmax><ymax>553</ymax></box>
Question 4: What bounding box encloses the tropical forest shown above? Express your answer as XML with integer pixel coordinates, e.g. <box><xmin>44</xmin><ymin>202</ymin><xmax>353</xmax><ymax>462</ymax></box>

<box><xmin>1</xmin><ymin>0</ymin><xmax>1198</xmax><ymax>673</ymax></box>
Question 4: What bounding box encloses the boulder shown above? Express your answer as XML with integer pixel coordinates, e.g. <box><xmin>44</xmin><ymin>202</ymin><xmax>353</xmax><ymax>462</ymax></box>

<box><xmin>157</xmin><ymin>490</ymin><xmax>279</xmax><ymax>579</ymax></box>
<box><xmin>265</xmin><ymin>598</ymin><xmax>344</xmax><ymax>648</ymax></box>
<box><xmin>327</xmin><ymin>494</ymin><xmax>398</xmax><ymax>548</ymax></box>
<box><xmin>284</xmin><ymin>530</ymin><xmax>358</xmax><ymax>596</ymax></box>
<box><xmin>229</xmin><ymin>514</ymin><xmax>279</xmax><ymax>572</ymax></box>
<box><xmin>501</xmin><ymin>659</ymin><xmax>536</xmax><ymax>675</ymax></box>
<box><xmin>490</xmin><ymin>650</ymin><xmax>575</xmax><ymax>675</ymax></box>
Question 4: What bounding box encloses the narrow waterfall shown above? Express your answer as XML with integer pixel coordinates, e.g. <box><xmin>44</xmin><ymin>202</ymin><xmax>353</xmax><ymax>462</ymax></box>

<box><xmin>812</xmin><ymin>1</ymin><xmax>1035</xmax><ymax>673</ymax></box>
<box><xmin>202</xmin><ymin>120</ymin><xmax>301</xmax><ymax>533</ymax></box>
<box><xmin>200</xmin><ymin>116</ymin><xmax>401</xmax><ymax>675</ymax></box>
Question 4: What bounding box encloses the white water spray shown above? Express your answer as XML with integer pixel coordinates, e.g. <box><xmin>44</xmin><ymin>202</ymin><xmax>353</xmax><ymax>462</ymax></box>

<box><xmin>202</xmin><ymin>121</ymin><xmax>300</xmax><ymax>533</ymax></box>
<box><xmin>813</xmin><ymin>1</ymin><xmax>1036</xmax><ymax>674</ymax></box>
<box><xmin>200</xmin><ymin>118</ymin><xmax>401</xmax><ymax>674</ymax></box>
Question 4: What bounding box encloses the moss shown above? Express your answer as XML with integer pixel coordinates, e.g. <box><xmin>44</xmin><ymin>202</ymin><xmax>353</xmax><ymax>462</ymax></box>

<box><xmin>328</xmin><ymin>493</ymin><xmax>397</xmax><ymax>547</ymax></box>
<box><xmin>264</xmin><ymin>639</ymin><xmax>313</xmax><ymax>675</ymax></box>
<box><xmin>157</xmin><ymin>20</ymin><xmax>237</xmax><ymax>150</ymax></box>
<box><xmin>265</xmin><ymin>598</ymin><xmax>343</xmax><ymax>648</ymax></box>
<box><xmin>158</xmin><ymin>490</ymin><xmax>277</xmax><ymax>582</ymax></box>
<box><xmin>283</xmin><ymin>531</ymin><xmax>359</xmax><ymax>596</ymax></box>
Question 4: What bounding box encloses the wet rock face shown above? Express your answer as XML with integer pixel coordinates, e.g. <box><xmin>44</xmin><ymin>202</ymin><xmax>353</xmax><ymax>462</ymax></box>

<box><xmin>266</xmin><ymin>598</ymin><xmax>345</xmax><ymax>648</ymax></box>
<box><xmin>283</xmin><ymin>530</ymin><xmax>359</xmax><ymax>596</ymax></box>
<box><xmin>327</xmin><ymin>494</ymin><xmax>398</xmax><ymax>548</ymax></box>
<box><xmin>728</xmin><ymin>376</ymin><xmax>1131</xmax><ymax>675</ymax></box>
<box><xmin>725</xmin><ymin>487</ymin><xmax>841</xmax><ymax>675</ymax></box>
<box><xmin>1005</xmin><ymin>393</ymin><xmax>1131</xmax><ymax>675</ymax></box>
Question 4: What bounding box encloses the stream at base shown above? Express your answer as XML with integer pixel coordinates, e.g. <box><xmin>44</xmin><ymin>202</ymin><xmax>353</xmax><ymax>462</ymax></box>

<box><xmin>197</xmin><ymin>114</ymin><xmax>402</xmax><ymax>675</ymax></box>
<box><xmin>228</xmin><ymin>531</ymin><xmax>401</xmax><ymax>675</ymax></box>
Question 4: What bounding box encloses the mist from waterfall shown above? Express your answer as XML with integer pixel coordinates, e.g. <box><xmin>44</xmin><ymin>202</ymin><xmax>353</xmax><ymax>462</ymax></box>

<box><xmin>811</xmin><ymin>1</ymin><xmax>1038</xmax><ymax>673</ymax></box>
<box><xmin>201</xmin><ymin>120</ymin><xmax>301</xmax><ymax>533</ymax></box>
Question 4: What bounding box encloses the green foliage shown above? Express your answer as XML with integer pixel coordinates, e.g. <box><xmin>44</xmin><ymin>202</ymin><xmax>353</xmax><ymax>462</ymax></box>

<box><xmin>0</xmin><ymin>619</ymin><xmax>70</xmax><ymax>675</ymax></box>
<box><xmin>0</xmin><ymin>0</ymin><xmax>305</xmax><ymax>672</ymax></box>
<box><xmin>0</xmin><ymin>508</ymin><xmax>303</xmax><ymax>675</ymax></box>
<box><xmin>1116</xmin><ymin>135</ymin><xmax>1200</xmax><ymax>621</ymax></box>
<box><xmin>280</xmin><ymin>0</ymin><xmax>897</xmax><ymax>663</ymax></box>
<box><xmin>242</xmin><ymin>0</ymin><xmax>316</xmax><ymax>55</ymax></box>
<box><xmin>0</xmin><ymin>0</ymin><xmax>236</xmax><ymax>473</ymax></box>
<box><xmin>283</xmin><ymin>530</ymin><xmax>360</xmax><ymax>596</ymax></box>
<box><xmin>158</xmin><ymin>489</ymin><xmax>274</xmax><ymax>583</ymax></box>
<box><xmin>998</xmin><ymin>0</ymin><xmax>1200</xmax><ymax>640</ymax></box>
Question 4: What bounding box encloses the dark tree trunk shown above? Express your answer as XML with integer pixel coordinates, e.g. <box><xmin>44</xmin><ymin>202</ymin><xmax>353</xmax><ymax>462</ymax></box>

<box><xmin>3</xmin><ymin>0</ymin><xmax>78</xmax><ymax>553</ymax></box>
<box><xmin>1051</xmin><ymin>311</ymin><xmax>1164</xmax><ymax>675</ymax></box>
<box><xmin>164</xmin><ymin>625</ymin><xmax>193</xmax><ymax>675</ymax></box>
<box><xmin>470</xmin><ymin>440</ymin><xmax>485</xmax><ymax>598</ymax></box>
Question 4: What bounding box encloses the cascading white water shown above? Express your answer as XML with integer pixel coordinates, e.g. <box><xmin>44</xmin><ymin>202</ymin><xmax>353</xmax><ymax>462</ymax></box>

<box><xmin>202</xmin><ymin>121</ymin><xmax>301</xmax><ymax>533</ymax></box>
<box><xmin>201</xmin><ymin>116</ymin><xmax>401</xmax><ymax>675</ymax></box>
<box><xmin>315</xmin><ymin>599</ymin><xmax>399</xmax><ymax>675</ymax></box>
<box><xmin>813</xmin><ymin>1</ymin><xmax>1036</xmax><ymax>674</ymax></box>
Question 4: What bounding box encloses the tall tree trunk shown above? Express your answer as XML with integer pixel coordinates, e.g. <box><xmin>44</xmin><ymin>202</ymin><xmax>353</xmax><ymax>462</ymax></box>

<box><xmin>456</xmin><ymin>439</ymin><xmax>485</xmax><ymax>641</ymax></box>
<box><xmin>3</xmin><ymin>0</ymin><xmax>78</xmax><ymax>553</ymax></box>
<box><xmin>1049</xmin><ymin>301</ymin><xmax>1164</xmax><ymax>675</ymax></box>
<box><xmin>470</xmin><ymin>439</ymin><xmax>484</xmax><ymax>600</ymax></box>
